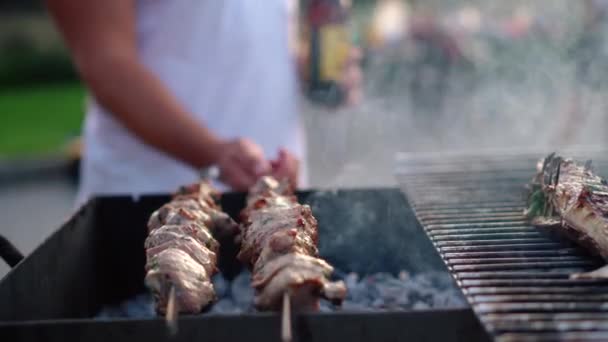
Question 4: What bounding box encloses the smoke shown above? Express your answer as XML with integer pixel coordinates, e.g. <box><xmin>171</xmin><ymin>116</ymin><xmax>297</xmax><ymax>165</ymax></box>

<box><xmin>305</xmin><ymin>0</ymin><xmax>608</xmax><ymax>189</ymax></box>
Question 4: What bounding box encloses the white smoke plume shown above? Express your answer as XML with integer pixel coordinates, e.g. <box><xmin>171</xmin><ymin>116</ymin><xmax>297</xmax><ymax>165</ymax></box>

<box><xmin>305</xmin><ymin>0</ymin><xmax>607</xmax><ymax>188</ymax></box>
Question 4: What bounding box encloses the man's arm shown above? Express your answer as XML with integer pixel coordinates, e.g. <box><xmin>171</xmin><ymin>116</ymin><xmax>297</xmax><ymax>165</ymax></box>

<box><xmin>46</xmin><ymin>0</ymin><xmax>221</xmax><ymax>168</ymax></box>
<box><xmin>45</xmin><ymin>0</ymin><xmax>269</xmax><ymax>190</ymax></box>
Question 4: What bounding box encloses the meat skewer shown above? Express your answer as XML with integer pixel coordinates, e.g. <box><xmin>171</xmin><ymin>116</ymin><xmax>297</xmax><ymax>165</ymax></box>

<box><xmin>166</xmin><ymin>285</ymin><xmax>178</xmax><ymax>335</ymax></box>
<box><xmin>144</xmin><ymin>181</ymin><xmax>237</xmax><ymax>320</ymax></box>
<box><xmin>237</xmin><ymin>176</ymin><xmax>347</xmax><ymax>312</ymax></box>
<box><xmin>525</xmin><ymin>153</ymin><xmax>608</xmax><ymax>279</ymax></box>
<box><xmin>281</xmin><ymin>292</ymin><xmax>292</xmax><ymax>342</ymax></box>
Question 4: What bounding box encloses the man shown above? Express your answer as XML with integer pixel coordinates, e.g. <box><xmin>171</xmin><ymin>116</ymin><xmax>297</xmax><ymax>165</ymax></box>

<box><xmin>45</xmin><ymin>0</ymin><xmax>359</xmax><ymax>204</ymax></box>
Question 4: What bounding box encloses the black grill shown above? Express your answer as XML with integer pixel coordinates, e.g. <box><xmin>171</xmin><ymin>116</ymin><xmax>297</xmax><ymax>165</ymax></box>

<box><xmin>0</xmin><ymin>189</ymin><xmax>488</xmax><ymax>342</ymax></box>
<box><xmin>396</xmin><ymin>150</ymin><xmax>608</xmax><ymax>342</ymax></box>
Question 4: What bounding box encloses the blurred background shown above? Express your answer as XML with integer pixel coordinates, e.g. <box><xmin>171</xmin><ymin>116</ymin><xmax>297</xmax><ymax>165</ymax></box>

<box><xmin>1</xmin><ymin>0</ymin><xmax>606</xmax><ymax>277</ymax></box>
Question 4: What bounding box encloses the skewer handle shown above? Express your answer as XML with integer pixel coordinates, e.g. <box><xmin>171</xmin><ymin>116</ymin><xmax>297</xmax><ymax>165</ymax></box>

<box><xmin>166</xmin><ymin>285</ymin><xmax>179</xmax><ymax>336</ymax></box>
<box><xmin>282</xmin><ymin>292</ymin><xmax>292</xmax><ymax>342</ymax></box>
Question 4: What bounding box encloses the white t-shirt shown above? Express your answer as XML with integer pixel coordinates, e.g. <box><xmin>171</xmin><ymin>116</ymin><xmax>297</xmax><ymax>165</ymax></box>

<box><xmin>593</xmin><ymin>0</ymin><xmax>608</xmax><ymax>11</ymax></box>
<box><xmin>76</xmin><ymin>0</ymin><xmax>305</xmax><ymax>204</ymax></box>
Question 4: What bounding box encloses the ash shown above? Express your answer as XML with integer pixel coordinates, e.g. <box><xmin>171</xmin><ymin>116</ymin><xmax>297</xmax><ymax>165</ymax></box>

<box><xmin>95</xmin><ymin>270</ymin><xmax>467</xmax><ymax>318</ymax></box>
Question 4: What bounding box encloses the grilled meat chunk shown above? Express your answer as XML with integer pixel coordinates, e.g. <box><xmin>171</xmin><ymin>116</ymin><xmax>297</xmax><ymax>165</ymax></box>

<box><xmin>237</xmin><ymin>176</ymin><xmax>346</xmax><ymax>311</ymax></box>
<box><xmin>526</xmin><ymin>153</ymin><xmax>608</xmax><ymax>278</ymax></box>
<box><xmin>146</xmin><ymin>235</ymin><xmax>217</xmax><ymax>275</ymax></box>
<box><xmin>251</xmin><ymin>254</ymin><xmax>333</xmax><ymax>287</ymax></box>
<box><xmin>144</xmin><ymin>181</ymin><xmax>236</xmax><ymax>314</ymax></box>
<box><xmin>148</xmin><ymin>199</ymin><xmax>236</xmax><ymax>236</ymax></box>
<box><xmin>146</xmin><ymin>223</ymin><xmax>219</xmax><ymax>253</ymax></box>
<box><xmin>145</xmin><ymin>248</ymin><xmax>215</xmax><ymax>313</ymax></box>
<box><xmin>238</xmin><ymin>204</ymin><xmax>318</xmax><ymax>265</ymax></box>
<box><xmin>148</xmin><ymin>204</ymin><xmax>212</xmax><ymax>232</ymax></box>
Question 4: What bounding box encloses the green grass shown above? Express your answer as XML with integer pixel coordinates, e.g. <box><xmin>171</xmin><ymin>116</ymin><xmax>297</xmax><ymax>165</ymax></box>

<box><xmin>0</xmin><ymin>82</ymin><xmax>85</xmax><ymax>157</ymax></box>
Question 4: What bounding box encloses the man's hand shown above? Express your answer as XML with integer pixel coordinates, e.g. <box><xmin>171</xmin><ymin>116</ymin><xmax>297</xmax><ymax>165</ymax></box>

<box><xmin>217</xmin><ymin>138</ymin><xmax>270</xmax><ymax>191</ymax></box>
<box><xmin>270</xmin><ymin>148</ymin><xmax>299</xmax><ymax>189</ymax></box>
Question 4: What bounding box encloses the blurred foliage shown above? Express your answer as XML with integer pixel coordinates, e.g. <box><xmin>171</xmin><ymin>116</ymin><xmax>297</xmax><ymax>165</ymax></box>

<box><xmin>0</xmin><ymin>83</ymin><xmax>85</xmax><ymax>156</ymax></box>
<box><xmin>0</xmin><ymin>34</ymin><xmax>78</xmax><ymax>89</ymax></box>
<box><xmin>0</xmin><ymin>14</ymin><xmax>78</xmax><ymax>89</ymax></box>
<box><xmin>0</xmin><ymin>14</ymin><xmax>83</xmax><ymax>157</ymax></box>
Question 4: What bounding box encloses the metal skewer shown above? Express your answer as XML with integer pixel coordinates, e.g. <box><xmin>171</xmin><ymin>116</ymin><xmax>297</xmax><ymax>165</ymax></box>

<box><xmin>166</xmin><ymin>285</ymin><xmax>179</xmax><ymax>336</ymax></box>
<box><xmin>282</xmin><ymin>292</ymin><xmax>292</xmax><ymax>342</ymax></box>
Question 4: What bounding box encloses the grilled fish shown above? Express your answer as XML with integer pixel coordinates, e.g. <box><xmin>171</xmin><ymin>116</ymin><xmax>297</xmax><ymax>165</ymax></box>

<box><xmin>525</xmin><ymin>153</ymin><xmax>608</xmax><ymax>278</ymax></box>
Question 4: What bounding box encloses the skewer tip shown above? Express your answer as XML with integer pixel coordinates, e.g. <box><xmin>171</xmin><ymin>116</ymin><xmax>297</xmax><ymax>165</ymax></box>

<box><xmin>166</xmin><ymin>285</ymin><xmax>179</xmax><ymax>336</ymax></box>
<box><xmin>281</xmin><ymin>292</ymin><xmax>292</xmax><ymax>342</ymax></box>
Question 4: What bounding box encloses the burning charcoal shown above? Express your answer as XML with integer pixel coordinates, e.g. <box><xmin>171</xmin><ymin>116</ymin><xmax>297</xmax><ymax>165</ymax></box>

<box><xmin>396</xmin><ymin>290</ymin><xmax>411</xmax><ymax>308</ymax></box>
<box><xmin>375</xmin><ymin>280</ymin><xmax>403</xmax><ymax>306</ymax></box>
<box><xmin>95</xmin><ymin>307</ymin><xmax>124</xmax><ymax>319</ymax></box>
<box><xmin>398</xmin><ymin>270</ymin><xmax>411</xmax><ymax>282</ymax></box>
<box><xmin>345</xmin><ymin>272</ymin><xmax>359</xmax><ymax>289</ymax></box>
<box><xmin>367</xmin><ymin>274</ymin><xmax>399</xmax><ymax>299</ymax></box>
<box><xmin>362</xmin><ymin>275</ymin><xmax>381</xmax><ymax>301</ymax></box>
<box><xmin>95</xmin><ymin>293</ymin><xmax>155</xmax><ymax>319</ymax></box>
<box><xmin>231</xmin><ymin>271</ymin><xmax>254</xmax><ymax>309</ymax></box>
<box><xmin>442</xmin><ymin>290</ymin><xmax>467</xmax><ymax>307</ymax></box>
<box><xmin>349</xmin><ymin>288</ymin><xmax>371</xmax><ymax>307</ymax></box>
<box><xmin>371</xmin><ymin>298</ymin><xmax>385</xmax><ymax>309</ymax></box>
<box><xmin>426</xmin><ymin>272</ymin><xmax>454</xmax><ymax>290</ymax></box>
<box><xmin>349</xmin><ymin>282</ymin><xmax>375</xmax><ymax>306</ymax></box>
<box><xmin>332</xmin><ymin>267</ymin><xmax>348</xmax><ymax>280</ymax></box>
<box><xmin>412</xmin><ymin>275</ymin><xmax>438</xmax><ymax>298</ymax></box>
<box><xmin>431</xmin><ymin>292</ymin><xmax>449</xmax><ymax>308</ymax></box>
<box><xmin>96</xmin><ymin>269</ymin><xmax>468</xmax><ymax>318</ymax></box>
<box><xmin>209</xmin><ymin>298</ymin><xmax>242</xmax><ymax>314</ymax></box>
<box><xmin>122</xmin><ymin>293</ymin><xmax>155</xmax><ymax>318</ymax></box>
<box><xmin>342</xmin><ymin>300</ymin><xmax>373</xmax><ymax>312</ymax></box>
<box><xmin>412</xmin><ymin>301</ymin><xmax>430</xmax><ymax>310</ymax></box>
<box><xmin>212</xmin><ymin>273</ymin><xmax>229</xmax><ymax>299</ymax></box>
<box><xmin>412</xmin><ymin>273</ymin><xmax>433</xmax><ymax>290</ymax></box>
<box><xmin>344</xmin><ymin>273</ymin><xmax>367</xmax><ymax>303</ymax></box>
<box><xmin>370</xmin><ymin>272</ymin><xmax>393</xmax><ymax>282</ymax></box>
<box><xmin>319</xmin><ymin>301</ymin><xmax>333</xmax><ymax>312</ymax></box>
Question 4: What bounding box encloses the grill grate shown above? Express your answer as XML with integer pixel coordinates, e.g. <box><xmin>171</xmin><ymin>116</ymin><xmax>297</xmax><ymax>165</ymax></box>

<box><xmin>396</xmin><ymin>150</ymin><xmax>608</xmax><ymax>342</ymax></box>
